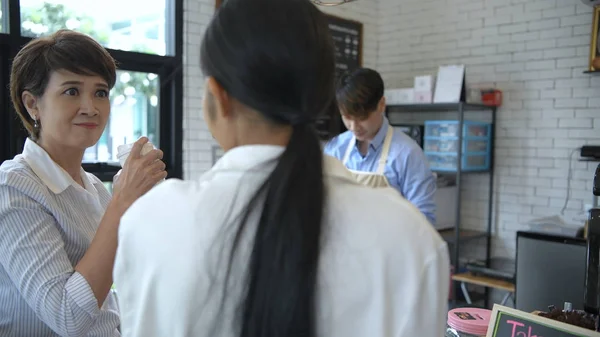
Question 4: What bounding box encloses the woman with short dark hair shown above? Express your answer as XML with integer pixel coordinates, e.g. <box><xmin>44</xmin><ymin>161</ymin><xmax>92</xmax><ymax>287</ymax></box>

<box><xmin>0</xmin><ymin>29</ymin><xmax>167</xmax><ymax>336</ymax></box>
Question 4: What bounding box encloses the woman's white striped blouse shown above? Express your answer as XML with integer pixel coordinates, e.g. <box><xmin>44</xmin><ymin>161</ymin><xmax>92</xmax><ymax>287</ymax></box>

<box><xmin>0</xmin><ymin>139</ymin><xmax>120</xmax><ymax>337</ymax></box>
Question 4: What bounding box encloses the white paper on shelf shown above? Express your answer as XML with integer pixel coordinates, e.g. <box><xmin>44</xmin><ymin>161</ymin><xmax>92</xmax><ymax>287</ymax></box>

<box><xmin>433</xmin><ymin>65</ymin><xmax>465</xmax><ymax>103</ymax></box>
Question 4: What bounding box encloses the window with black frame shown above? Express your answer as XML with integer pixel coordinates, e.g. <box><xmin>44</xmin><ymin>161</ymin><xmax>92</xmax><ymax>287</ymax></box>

<box><xmin>0</xmin><ymin>0</ymin><xmax>183</xmax><ymax>189</ymax></box>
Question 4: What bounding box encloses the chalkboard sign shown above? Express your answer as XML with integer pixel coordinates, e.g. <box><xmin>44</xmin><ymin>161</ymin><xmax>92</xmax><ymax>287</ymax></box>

<box><xmin>325</xmin><ymin>14</ymin><xmax>363</xmax><ymax>80</ymax></box>
<box><xmin>487</xmin><ymin>305</ymin><xmax>600</xmax><ymax>337</ymax></box>
<box><xmin>316</xmin><ymin>14</ymin><xmax>363</xmax><ymax>140</ymax></box>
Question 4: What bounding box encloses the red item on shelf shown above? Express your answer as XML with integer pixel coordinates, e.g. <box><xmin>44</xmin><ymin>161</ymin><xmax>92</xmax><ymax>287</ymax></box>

<box><xmin>481</xmin><ymin>89</ymin><xmax>502</xmax><ymax>107</ymax></box>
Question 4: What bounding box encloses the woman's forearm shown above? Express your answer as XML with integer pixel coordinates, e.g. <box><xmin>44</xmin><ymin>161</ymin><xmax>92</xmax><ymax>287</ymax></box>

<box><xmin>74</xmin><ymin>199</ymin><xmax>126</xmax><ymax>307</ymax></box>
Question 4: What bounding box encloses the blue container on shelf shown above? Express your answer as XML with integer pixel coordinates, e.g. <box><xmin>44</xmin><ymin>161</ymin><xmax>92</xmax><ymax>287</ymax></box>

<box><xmin>424</xmin><ymin>120</ymin><xmax>491</xmax><ymax>138</ymax></box>
<box><xmin>423</xmin><ymin>120</ymin><xmax>492</xmax><ymax>172</ymax></box>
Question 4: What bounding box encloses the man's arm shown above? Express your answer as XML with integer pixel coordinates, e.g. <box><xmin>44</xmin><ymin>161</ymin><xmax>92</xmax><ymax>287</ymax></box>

<box><xmin>396</xmin><ymin>147</ymin><xmax>437</xmax><ymax>225</ymax></box>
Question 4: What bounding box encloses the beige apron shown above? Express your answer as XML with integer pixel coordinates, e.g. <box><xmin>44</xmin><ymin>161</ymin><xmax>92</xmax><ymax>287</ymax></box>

<box><xmin>342</xmin><ymin>124</ymin><xmax>394</xmax><ymax>188</ymax></box>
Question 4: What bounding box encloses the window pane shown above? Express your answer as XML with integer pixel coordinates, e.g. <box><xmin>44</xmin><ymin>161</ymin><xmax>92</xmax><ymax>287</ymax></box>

<box><xmin>83</xmin><ymin>70</ymin><xmax>160</xmax><ymax>164</ymax></box>
<box><xmin>20</xmin><ymin>0</ymin><xmax>170</xmax><ymax>56</ymax></box>
<box><xmin>0</xmin><ymin>0</ymin><xmax>7</xmax><ymax>33</ymax></box>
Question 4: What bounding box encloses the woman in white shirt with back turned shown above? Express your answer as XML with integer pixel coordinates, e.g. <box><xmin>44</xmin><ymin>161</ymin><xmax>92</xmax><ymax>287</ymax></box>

<box><xmin>113</xmin><ymin>0</ymin><xmax>450</xmax><ymax>336</ymax></box>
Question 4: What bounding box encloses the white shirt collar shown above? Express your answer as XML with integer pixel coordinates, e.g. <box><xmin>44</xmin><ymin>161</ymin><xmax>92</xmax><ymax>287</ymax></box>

<box><xmin>21</xmin><ymin>138</ymin><xmax>95</xmax><ymax>194</ymax></box>
<box><xmin>213</xmin><ymin>144</ymin><xmax>358</xmax><ymax>184</ymax></box>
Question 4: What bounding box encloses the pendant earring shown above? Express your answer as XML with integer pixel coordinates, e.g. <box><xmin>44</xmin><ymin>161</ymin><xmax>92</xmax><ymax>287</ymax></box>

<box><xmin>33</xmin><ymin>119</ymin><xmax>39</xmax><ymax>129</ymax></box>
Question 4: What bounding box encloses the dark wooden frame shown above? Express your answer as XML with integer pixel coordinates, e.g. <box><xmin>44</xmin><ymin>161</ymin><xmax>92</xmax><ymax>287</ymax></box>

<box><xmin>589</xmin><ymin>6</ymin><xmax>600</xmax><ymax>71</ymax></box>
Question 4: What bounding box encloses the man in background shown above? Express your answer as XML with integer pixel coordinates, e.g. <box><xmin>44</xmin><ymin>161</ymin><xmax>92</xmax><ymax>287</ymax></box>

<box><xmin>324</xmin><ymin>67</ymin><xmax>437</xmax><ymax>225</ymax></box>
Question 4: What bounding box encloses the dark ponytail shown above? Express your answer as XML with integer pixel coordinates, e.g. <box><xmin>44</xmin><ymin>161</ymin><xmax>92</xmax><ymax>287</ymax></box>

<box><xmin>199</xmin><ymin>0</ymin><xmax>335</xmax><ymax>336</ymax></box>
<box><xmin>239</xmin><ymin>123</ymin><xmax>324</xmax><ymax>336</ymax></box>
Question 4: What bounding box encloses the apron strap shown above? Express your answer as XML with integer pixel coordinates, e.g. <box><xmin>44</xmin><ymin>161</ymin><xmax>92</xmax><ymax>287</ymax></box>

<box><xmin>342</xmin><ymin>136</ymin><xmax>356</xmax><ymax>165</ymax></box>
<box><xmin>376</xmin><ymin>125</ymin><xmax>394</xmax><ymax>174</ymax></box>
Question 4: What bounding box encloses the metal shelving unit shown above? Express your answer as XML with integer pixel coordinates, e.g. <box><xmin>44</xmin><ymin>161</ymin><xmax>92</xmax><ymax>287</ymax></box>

<box><xmin>386</xmin><ymin>102</ymin><xmax>497</xmax><ymax>305</ymax></box>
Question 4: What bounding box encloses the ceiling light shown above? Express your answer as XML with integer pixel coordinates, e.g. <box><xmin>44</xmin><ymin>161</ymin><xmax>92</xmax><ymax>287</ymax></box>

<box><xmin>311</xmin><ymin>0</ymin><xmax>357</xmax><ymax>6</ymax></box>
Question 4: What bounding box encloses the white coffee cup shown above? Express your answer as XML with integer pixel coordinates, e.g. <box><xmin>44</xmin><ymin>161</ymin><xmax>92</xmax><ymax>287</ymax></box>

<box><xmin>116</xmin><ymin>142</ymin><xmax>155</xmax><ymax>167</ymax></box>
<box><xmin>114</xmin><ymin>141</ymin><xmax>165</xmax><ymax>187</ymax></box>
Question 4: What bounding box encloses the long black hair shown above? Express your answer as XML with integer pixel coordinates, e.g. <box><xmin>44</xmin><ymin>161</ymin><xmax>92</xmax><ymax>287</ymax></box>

<box><xmin>200</xmin><ymin>0</ymin><xmax>336</xmax><ymax>336</ymax></box>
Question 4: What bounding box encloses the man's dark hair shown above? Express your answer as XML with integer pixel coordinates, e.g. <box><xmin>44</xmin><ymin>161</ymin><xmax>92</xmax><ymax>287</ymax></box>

<box><xmin>336</xmin><ymin>67</ymin><xmax>384</xmax><ymax>119</ymax></box>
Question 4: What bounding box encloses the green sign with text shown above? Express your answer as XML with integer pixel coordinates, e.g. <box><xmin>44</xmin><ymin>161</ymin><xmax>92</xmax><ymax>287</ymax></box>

<box><xmin>487</xmin><ymin>305</ymin><xmax>600</xmax><ymax>337</ymax></box>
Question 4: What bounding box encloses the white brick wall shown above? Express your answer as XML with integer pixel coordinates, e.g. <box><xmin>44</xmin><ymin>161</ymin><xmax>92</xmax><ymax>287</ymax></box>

<box><xmin>378</xmin><ymin>0</ymin><xmax>600</xmax><ymax>258</ymax></box>
<box><xmin>182</xmin><ymin>0</ymin><xmax>379</xmax><ymax>179</ymax></box>
<box><xmin>183</xmin><ymin>0</ymin><xmax>600</xmax><ymax>259</ymax></box>
<box><xmin>182</xmin><ymin>0</ymin><xmax>214</xmax><ymax>180</ymax></box>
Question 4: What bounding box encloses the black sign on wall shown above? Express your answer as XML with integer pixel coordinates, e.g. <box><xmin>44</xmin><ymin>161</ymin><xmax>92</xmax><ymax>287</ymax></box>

<box><xmin>327</xmin><ymin>14</ymin><xmax>363</xmax><ymax>80</ymax></box>
<box><xmin>316</xmin><ymin>14</ymin><xmax>363</xmax><ymax>140</ymax></box>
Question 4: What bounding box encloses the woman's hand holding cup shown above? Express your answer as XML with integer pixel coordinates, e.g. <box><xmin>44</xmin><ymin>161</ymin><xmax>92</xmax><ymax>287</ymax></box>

<box><xmin>112</xmin><ymin>137</ymin><xmax>167</xmax><ymax>213</ymax></box>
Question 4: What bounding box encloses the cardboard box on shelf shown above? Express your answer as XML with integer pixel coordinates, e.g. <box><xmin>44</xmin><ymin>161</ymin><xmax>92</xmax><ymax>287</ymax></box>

<box><xmin>414</xmin><ymin>90</ymin><xmax>433</xmax><ymax>103</ymax></box>
<box><xmin>384</xmin><ymin>88</ymin><xmax>415</xmax><ymax>104</ymax></box>
<box><xmin>414</xmin><ymin>75</ymin><xmax>434</xmax><ymax>92</ymax></box>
